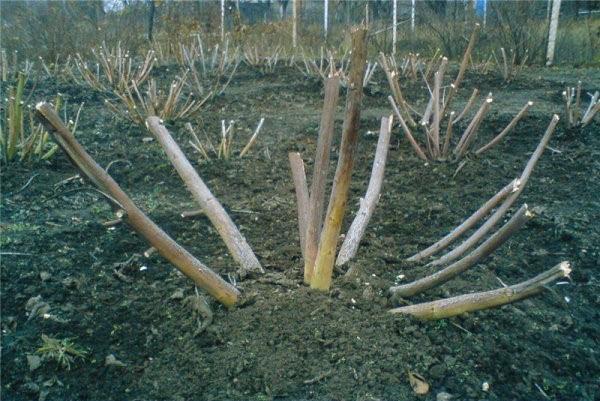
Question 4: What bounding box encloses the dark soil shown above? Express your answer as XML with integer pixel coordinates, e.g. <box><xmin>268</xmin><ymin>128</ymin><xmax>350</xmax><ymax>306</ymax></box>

<box><xmin>1</xmin><ymin>63</ymin><xmax>599</xmax><ymax>401</ymax></box>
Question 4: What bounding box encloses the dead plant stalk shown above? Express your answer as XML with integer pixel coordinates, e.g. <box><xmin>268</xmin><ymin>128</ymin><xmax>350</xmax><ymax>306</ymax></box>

<box><xmin>36</xmin><ymin>103</ymin><xmax>240</xmax><ymax>307</ymax></box>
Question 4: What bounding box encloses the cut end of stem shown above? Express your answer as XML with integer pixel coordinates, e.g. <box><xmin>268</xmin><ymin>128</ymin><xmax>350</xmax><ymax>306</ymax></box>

<box><xmin>512</xmin><ymin>179</ymin><xmax>521</xmax><ymax>192</ymax></box>
<box><xmin>559</xmin><ymin>261</ymin><xmax>572</xmax><ymax>276</ymax></box>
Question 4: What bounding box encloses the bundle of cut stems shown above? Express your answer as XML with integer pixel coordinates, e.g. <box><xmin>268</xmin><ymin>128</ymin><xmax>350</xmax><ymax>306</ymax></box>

<box><xmin>381</xmin><ymin>24</ymin><xmax>534</xmax><ymax>162</ymax></box>
<box><xmin>289</xmin><ymin>27</ymin><xmax>375</xmax><ymax>290</ymax></box>
<box><xmin>390</xmin><ymin>262</ymin><xmax>571</xmax><ymax>320</ymax></box>
<box><xmin>36</xmin><ymin>102</ymin><xmax>240</xmax><ymax>307</ymax></box>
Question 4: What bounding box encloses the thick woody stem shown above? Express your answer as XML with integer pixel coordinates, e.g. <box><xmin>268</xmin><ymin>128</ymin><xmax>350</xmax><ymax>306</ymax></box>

<box><xmin>304</xmin><ymin>75</ymin><xmax>341</xmax><ymax>283</ymax></box>
<box><xmin>311</xmin><ymin>26</ymin><xmax>368</xmax><ymax>291</ymax></box>
<box><xmin>476</xmin><ymin>101</ymin><xmax>533</xmax><ymax>155</ymax></box>
<box><xmin>289</xmin><ymin>152</ymin><xmax>310</xmax><ymax>259</ymax></box>
<box><xmin>36</xmin><ymin>103</ymin><xmax>240</xmax><ymax>307</ymax></box>
<box><xmin>392</xmin><ymin>204</ymin><xmax>532</xmax><ymax>298</ymax></box>
<box><xmin>390</xmin><ymin>262</ymin><xmax>571</xmax><ymax>319</ymax></box>
<box><xmin>336</xmin><ymin>115</ymin><xmax>393</xmax><ymax>266</ymax></box>
<box><xmin>407</xmin><ymin>178</ymin><xmax>519</xmax><ymax>263</ymax></box>
<box><xmin>430</xmin><ymin>115</ymin><xmax>560</xmax><ymax>267</ymax></box>
<box><xmin>145</xmin><ymin>117</ymin><xmax>263</xmax><ymax>276</ymax></box>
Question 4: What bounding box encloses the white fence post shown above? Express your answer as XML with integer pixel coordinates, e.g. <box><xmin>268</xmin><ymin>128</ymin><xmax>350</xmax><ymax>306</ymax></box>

<box><xmin>392</xmin><ymin>0</ymin><xmax>397</xmax><ymax>54</ymax></box>
<box><xmin>546</xmin><ymin>0</ymin><xmax>562</xmax><ymax>66</ymax></box>
<box><xmin>411</xmin><ymin>0</ymin><xmax>416</xmax><ymax>32</ymax></box>
<box><xmin>324</xmin><ymin>0</ymin><xmax>328</xmax><ymax>38</ymax></box>
<box><xmin>220</xmin><ymin>0</ymin><xmax>225</xmax><ymax>42</ymax></box>
<box><xmin>292</xmin><ymin>0</ymin><xmax>298</xmax><ymax>48</ymax></box>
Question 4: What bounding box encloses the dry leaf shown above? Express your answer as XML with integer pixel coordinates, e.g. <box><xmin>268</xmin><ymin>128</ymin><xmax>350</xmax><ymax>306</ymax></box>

<box><xmin>408</xmin><ymin>371</ymin><xmax>430</xmax><ymax>395</ymax></box>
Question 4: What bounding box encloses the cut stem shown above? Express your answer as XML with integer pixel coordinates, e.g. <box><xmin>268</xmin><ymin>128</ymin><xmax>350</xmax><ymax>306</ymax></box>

<box><xmin>476</xmin><ymin>101</ymin><xmax>533</xmax><ymax>155</ymax></box>
<box><xmin>430</xmin><ymin>115</ymin><xmax>560</xmax><ymax>267</ymax></box>
<box><xmin>145</xmin><ymin>117</ymin><xmax>263</xmax><ymax>276</ymax></box>
<box><xmin>36</xmin><ymin>102</ymin><xmax>240</xmax><ymax>307</ymax></box>
<box><xmin>392</xmin><ymin>204</ymin><xmax>532</xmax><ymax>298</ymax></box>
<box><xmin>390</xmin><ymin>262</ymin><xmax>571</xmax><ymax>320</ymax></box>
<box><xmin>311</xmin><ymin>26</ymin><xmax>368</xmax><ymax>291</ymax></box>
<box><xmin>407</xmin><ymin>178</ymin><xmax>520</xmax><ymax>263</ymax></box>
<box><xmin>289</xmin><ymin>152</ymin><xmax>310</xmax><ymax>259</ymax></box>
<box><xmin>336</xmin><ymin>115</ymin><xmax>393</xmax><ymax>266</ymax></box>
<box><xmin>304</xmin><ymin>75</ymin><xmax>341</xmax><ymax>283</ymax></box>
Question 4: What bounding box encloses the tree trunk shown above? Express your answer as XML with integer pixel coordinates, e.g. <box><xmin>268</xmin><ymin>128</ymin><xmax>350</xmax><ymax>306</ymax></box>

<box><xmin>147</xmin><ymin>0</ymin><xmax>155</xmax><ymax>42</ymax></box>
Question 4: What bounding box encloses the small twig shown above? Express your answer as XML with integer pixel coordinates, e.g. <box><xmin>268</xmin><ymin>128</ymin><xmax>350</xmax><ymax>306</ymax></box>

<box><xmin>8</xmin><ymin>173</ymin><xmax>39</xmax><ymax>196</ymax></box>
<box><xmin>303</xmin><ymin>370</ymin><xmax>333</xmax><ymax>384</ymax></box>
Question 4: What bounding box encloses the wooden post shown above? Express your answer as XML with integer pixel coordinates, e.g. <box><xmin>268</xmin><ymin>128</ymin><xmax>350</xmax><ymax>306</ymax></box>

<box><xmin>35</xmin><ymin>103</ymin><xmax>240</xmax><ymax>307</ymax></box>
<box><xmin>546</xmin><ymin>0</ymin><xmax>562</xmax><ymax>66</ymax></box>
<box><xmin>336</xmin><ymin>115</ymin><xmax>393</xmax><ymax>266</ymax></box>
<box><xmin>311</xmin><ymin>26</ymin><xmax>368</xmax><ymax>291</ymax></box>
<box><xmin>390</xmin><ymin>262</ymin><xmax>571</xmax><ymax>320</ymax></box>
<box><xmin>145</xmin><ymin>117</ymin><xmax>263</xmax><ymax>276</ymax></box>
<box><xmin>304</xmin><ymin>75</ymin><xmax>341</xmax><ymax>283</ymax></box>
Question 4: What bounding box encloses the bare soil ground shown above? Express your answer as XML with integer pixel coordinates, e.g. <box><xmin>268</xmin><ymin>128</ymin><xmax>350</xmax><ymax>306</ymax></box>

<box><xmin>1</xmin><ymin>64</ymin><xmax>599</xmax><ymax>401</ymax></box>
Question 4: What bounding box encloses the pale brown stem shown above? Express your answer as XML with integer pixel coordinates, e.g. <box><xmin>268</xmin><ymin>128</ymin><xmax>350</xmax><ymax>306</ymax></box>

<box><xmin>240</xmin><ymin>117</ymin><xmax>265</xmax><ymax>157</ymax></box>
<box><xmin>430</xmin><ymin>115</ymin><xmax>560</xmax><ymax>267</ymax></box>
<box><xmin>36</xmin><ymin>102</ymin><xmax>240</xmax><ymax>307</ymax></box>
<box><xmin>380</xmin><ymin>52</ymin><xmax>416</xmax><ymax>127</ymax></box>
<box><xmin>392</xmin><ymin>204</ymin><xmax>532</xmax><ymax>298</ymax></box>
<box><xmin>289</xmin><ymin>152</ymin><xmax>310</xmax><ymax>260</ymax></box>
<box><xmin>304</xmin><ymin>75</ymin><xmax>341</xmax><ymax>283</ymax></box>
<box><xmin>441</xmin><ymin>111</ymin><xmax>455</xmax><ymax>158</ymax></box>
<box><xmin>336</xmin><ymin>115</ymin><xmax>393</xmax><ymax>266</ymax></box>
<box><xmin>311</xmin><ymin>26</ymin><xmax>368</xmax><ymax>291</ymax></box>
<box><xmin>581</xmin><ymin>91</ymin><xmax>599</xmax><ymax>126</ymax></box>
<box><xmin>181</xmin><ymin>209</ymin><xmax>204</xmax><ymax>218</ymax></box>
<box><xmin>390</xmin><ymin>262</ymin><xmax>571</xmax><ymax>319</ymax></box>
<box><xmin>407</xmin><ymin>178</ymin><xmax>519</xmax><ymax>263</ymax></box>
<box><xmin>452</xmin><ymin>88</ymin><xmax>479</xmax><ymax>125</ymax></box>
<box><xmin>389</xmin><ymin>96</ymin><xmax>427</xmax><ymax>161</ymax></box>
<box><xmin>145</xmin><ymin>117</ymin><xmax>263</xmax><ymax>276</ymax></box>
<box><xmin>454</xmin><ymin>96</ymin><xmax>493</xmax><ymax>158</ymax></box>
<box><xmin>476</xmin><ymin>101</ymin><xmax>533</xmax><ymax>155</ymax></box>
<box><xmin>431</xmin><ymin>71</ymin><xmax>442</xmax><ymax>158</ymax></box>
<box><xmin>443</xmin><ymin>23</ymin><xmax>481</xmax><ymax>115</ymax></box>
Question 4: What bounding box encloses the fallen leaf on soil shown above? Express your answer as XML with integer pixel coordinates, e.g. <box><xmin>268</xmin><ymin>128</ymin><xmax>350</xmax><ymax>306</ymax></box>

<box><xmin>408</xmin><ymin>371</ymin><xmax>430</xmax><ymax>395</ymax></box>
<box><xmin>105</xmin><ymin>354</ymin><xmax>126</xmax><ymax>367</ymax></box>
<box><xmin>26</xmin><ymin>354</ymin><xmax>42</xmax><ymax>371</ymax></box>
